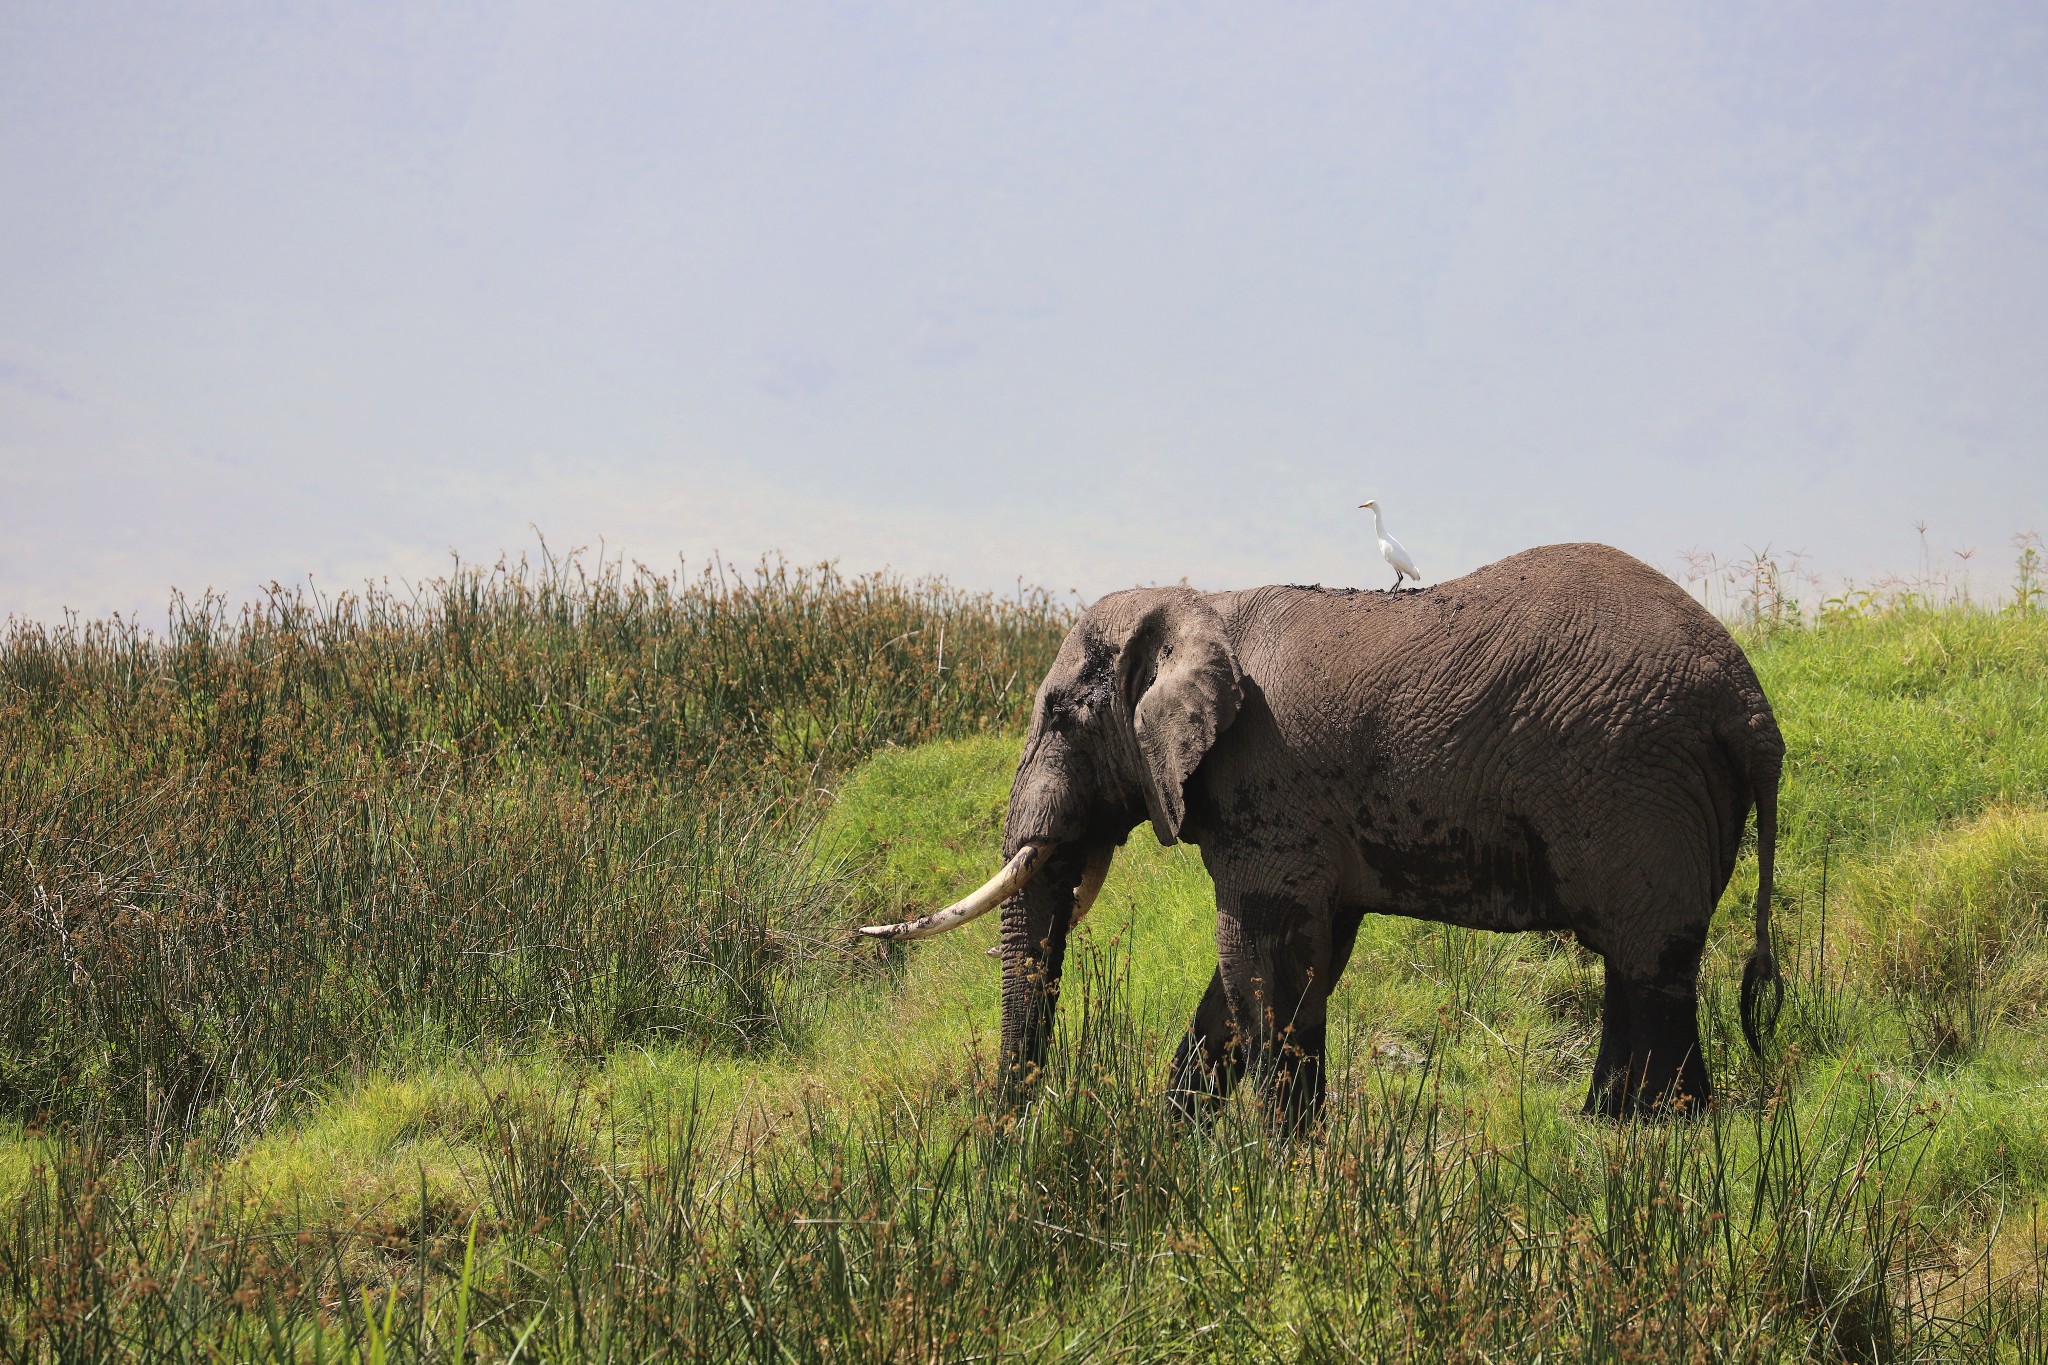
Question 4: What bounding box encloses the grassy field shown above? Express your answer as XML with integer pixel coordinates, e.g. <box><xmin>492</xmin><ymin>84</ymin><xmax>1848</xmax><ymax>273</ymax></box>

<box><xmin>2</xmin><ymin>548</ymin><xmax>2047</xmax><ymax>1361</ymax></box>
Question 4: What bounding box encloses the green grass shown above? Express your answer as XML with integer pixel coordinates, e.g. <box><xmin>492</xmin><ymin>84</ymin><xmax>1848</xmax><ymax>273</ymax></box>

<box><xmin>3</xmin><ymin>560</ymin><xmax>2047</xmax><ymax>1360</ymax></box>
<box><xmin>1764</xmin><ymin>608</ymin><xmax>2048</xmax><ymax>857</ymax></box>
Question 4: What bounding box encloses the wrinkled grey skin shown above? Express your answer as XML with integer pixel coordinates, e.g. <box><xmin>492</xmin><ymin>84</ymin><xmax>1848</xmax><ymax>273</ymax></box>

<box><xmin>996</xmin><ymin>543</ymin><xmax>1783</xmax><ymax>1123</ymax></box>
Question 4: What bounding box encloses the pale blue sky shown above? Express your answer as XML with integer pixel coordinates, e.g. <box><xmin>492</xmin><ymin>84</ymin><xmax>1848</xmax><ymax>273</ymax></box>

<box><xmin>3</xmin><ymin>2</ymin><xmax>2044</xmax><ymax>622</ymax></box>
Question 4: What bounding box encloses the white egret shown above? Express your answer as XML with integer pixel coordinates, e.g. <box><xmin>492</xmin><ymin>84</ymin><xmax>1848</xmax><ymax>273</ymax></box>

<box><xmin>1358</xmin><ymin>499</ymin><xmax>1421</xmax><ymax>590</ymax></box>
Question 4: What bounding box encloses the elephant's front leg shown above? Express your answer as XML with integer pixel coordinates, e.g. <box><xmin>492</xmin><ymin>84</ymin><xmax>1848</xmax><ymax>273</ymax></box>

<box><xmin>1211</xmin><ymin>885</ymin><xmax>1337</xmax><ymax>1132</ymax></box>
<box><xmin>1169</xmin><ymin>968</ymin><xmax>1244</xmax><ymax>1122</ymax></box>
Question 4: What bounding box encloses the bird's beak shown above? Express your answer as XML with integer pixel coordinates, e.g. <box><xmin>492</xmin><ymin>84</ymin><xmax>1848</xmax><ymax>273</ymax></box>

<box><xmin>1357</xmin><ymin>501</ymin><xmax>1374</xmax><ymax>509</ymax></box>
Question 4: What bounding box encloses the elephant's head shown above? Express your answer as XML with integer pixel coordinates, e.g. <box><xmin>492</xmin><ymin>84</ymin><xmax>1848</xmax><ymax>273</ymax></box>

<box><xmin>861</xmin><ymin>587</ymin><xmax>1241</xmax><ymax>1084</ymax></box>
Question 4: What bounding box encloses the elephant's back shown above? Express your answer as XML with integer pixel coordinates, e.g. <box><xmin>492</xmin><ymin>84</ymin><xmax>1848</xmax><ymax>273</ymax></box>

<box><xmin>1216</xmin><ymin>542</ymin><xmax>1769</xmax><ymax>758</ymax></box>
<box><xmin>1445</xmin><ymin>543</ymin><xmax>1743</xmax><ymax>676</ymax></box>
<box><xmin>1448</xmin><ymin>541</ymin><xmax>1706</xmax><ymax>627</ymax></box>
<box><xmin>1464</xmin><ymin>543</ymin><xmax>1777</xmax><ymax>740</ymax></box>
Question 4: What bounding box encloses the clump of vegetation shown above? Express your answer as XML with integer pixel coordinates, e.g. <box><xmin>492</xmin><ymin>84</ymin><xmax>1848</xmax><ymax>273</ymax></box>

<box><xmin>0</xmin><ymin>551</ymin><xmax>1070</xmax><ymax>1133</ymax></box>
<box><xmin>3</xmin><ymin>537</ymin><xmax>2047</xmax><ymax>1359</ymax></box>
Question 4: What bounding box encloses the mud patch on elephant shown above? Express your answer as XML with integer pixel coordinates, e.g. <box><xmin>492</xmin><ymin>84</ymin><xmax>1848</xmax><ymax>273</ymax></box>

<box><xmin>1357</xmin><ymin>817</ymin><xmax>1566</xmax><ymax>931</ymax></box>
<box><xmin>1653</xmin><ymin>928</ymin><xmax>1710</xmax><ymax>987</ymax></box>
<box><xmin>1042</xmin><ymin>631</ymin><xmax>1119</xmax><ymax>733</ymax></box>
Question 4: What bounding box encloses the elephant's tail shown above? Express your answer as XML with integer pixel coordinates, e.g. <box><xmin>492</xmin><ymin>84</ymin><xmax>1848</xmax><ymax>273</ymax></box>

<box><xmin>1738</xmin><ymin>752</ymin><xmax>1783</xmax><ymax>1058</ymax></box>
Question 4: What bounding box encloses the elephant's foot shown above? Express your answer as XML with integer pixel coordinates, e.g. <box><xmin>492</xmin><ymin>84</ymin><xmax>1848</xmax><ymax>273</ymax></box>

<box><xmin>1628</xmin><ymin>981</ymin><xmax>1713</xmax><ymax>1119</ymax></box>
<box><xmin>1230</xmin><ymin>1025</ymin><xmax>1329</xmax><ymax>1136</ymax></box>
<box><xmin>1582</xmin><ymin>1045</ymin><xmax>1712</xmax><ymax>1121</ymax></box>
<box><xmin>1267</xmin><ymin>1053</ymin><xmax>1326</xmax><ymax>1137</ymax></box>
<box><xmin>1584</xmin><ymin>968</ymin><xmax>1633</xmax><ymax>1119</ymax></box>
<box><xmin>1638</xmin><ymin>1045</ymin><xmax>1713</xmax><ymax>1119</ymax></box>
<box><xmin>1582</xmin><ymin>1071</ymin><xmax>1628</xmax><ymax>1121</ymax></box>
<box><xmin>1166</xmin><ymin>1030</ymin><xmax>1238</xmax><ymax>1126</ymax></box>
<box><xmin>1168</xmin><ymin>971</ymin><xmax>1245</xmax><ymax>1124</ymax></box>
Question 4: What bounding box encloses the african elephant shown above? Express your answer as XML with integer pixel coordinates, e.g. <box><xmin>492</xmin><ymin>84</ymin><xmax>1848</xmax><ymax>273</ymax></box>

<box><xmin>863</xmin><ymin>543</ymin><xmax>1784</xmax><ymax>1122</ymax></box>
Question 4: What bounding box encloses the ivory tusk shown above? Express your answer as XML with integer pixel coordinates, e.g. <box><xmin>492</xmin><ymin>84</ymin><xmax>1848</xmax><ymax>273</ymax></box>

<box><xmin>1067</xmin><ymin>845</ymin><xmax>1114</xmax><ymax>930</ymax></box>
<box><xmin>859</xmin><ymin>842</ymin><xmax>1051</xmax><ymax>940</ymax></box>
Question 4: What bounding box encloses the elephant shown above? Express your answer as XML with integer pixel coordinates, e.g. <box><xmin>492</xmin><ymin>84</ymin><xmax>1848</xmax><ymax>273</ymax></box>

<box><xmin>863</xmin><ymin>543</ymin><xmax>1784</xmax><ymax>1122</ymax></box>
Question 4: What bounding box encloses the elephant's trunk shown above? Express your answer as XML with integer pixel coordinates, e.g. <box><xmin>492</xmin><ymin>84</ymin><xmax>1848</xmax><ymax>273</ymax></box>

<box><xmin>998</xmin><ymin>847</ymin><xmax>1089</xmax><ymax>1092</ymax></box>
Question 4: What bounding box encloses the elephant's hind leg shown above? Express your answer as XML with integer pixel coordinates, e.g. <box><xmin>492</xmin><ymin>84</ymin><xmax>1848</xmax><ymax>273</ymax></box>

<box><xmin>1586</xmin><ymin>936</ymin><xmax>1712</xmax><ymax>1120</ymax></box>
<box><xmin>1583</xmin><ymin>968</ymin><xmax>1634</xmax><ymax>1120</ymax></box>
<box><xmin>1627</xmin><ymin>975</ymin><xmax>1712</xmax><ymax>1118</ymax></box>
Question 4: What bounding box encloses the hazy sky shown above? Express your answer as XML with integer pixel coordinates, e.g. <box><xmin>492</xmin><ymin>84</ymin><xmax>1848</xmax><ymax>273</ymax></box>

<box><xmin>4</xmin><ymin>2</ymin><xmax>2045</xmax><ymax>623</ymax></box>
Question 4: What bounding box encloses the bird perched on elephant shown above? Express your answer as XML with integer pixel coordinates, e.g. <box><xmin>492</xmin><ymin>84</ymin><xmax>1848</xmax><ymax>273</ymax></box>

<box><xmin>864</xmin><ymin>543</ymin><xmax>1784</xmax><ymax>1123</ymax></box>
<box><xmin>1358</xmin><ymin>498</ymin><xmax>1421</xmax><ymax>589</ymax></box>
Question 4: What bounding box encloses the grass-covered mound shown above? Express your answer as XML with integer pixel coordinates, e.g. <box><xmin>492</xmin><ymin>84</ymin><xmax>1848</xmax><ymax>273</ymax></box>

<box><xmin>3</xmin><ymin>560</ymin><xmax>2047</xmax><ymax>1360</ymax></box>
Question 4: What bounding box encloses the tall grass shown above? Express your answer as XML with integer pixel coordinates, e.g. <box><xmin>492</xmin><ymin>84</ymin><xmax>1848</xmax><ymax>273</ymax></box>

<box><xmin>0</xmin><ymin>552</ymin><xmax>1069</xmax><ymax>1134</ymax></box>
<box><xmin>4</xmin><ymin>542</ymin><xmax>2048</xmax><ymax>1360</ymax></box>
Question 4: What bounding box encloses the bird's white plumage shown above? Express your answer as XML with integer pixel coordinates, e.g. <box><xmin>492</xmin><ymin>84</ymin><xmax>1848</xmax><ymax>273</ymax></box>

<box><xmin>1358</xmin><ymin>500</ymin><xmax>1421</xmax><ymax>588</ymax></box>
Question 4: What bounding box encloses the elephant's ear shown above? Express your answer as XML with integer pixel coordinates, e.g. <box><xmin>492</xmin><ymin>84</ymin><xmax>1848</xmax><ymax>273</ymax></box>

<box><xmin>1117</xmin><ymin>593</ymin><xmax>1242</xmax><ymax>846</ymax></box>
